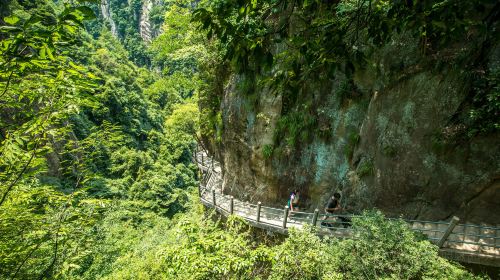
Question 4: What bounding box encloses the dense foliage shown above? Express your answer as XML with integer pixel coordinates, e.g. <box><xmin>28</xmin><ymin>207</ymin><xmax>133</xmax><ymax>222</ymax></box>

<box><xmin>0</xmin><ymin>0</ymin><xmax>199</xmax><ymax>278</ymax></box>
<box><xmin>65</xmin><ymin>206</ymin><xmax>484</xmax><ymax>280</ymax></box>
<box><xmin>0</xmin><ymin>0</ymin><xmax>491</xmax><ymax>279</ymax></box>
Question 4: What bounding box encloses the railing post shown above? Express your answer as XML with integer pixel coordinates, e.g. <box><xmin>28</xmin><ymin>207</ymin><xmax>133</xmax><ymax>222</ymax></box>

<box><xmin>212</xmin><ymin>189</ymin><xmax>216</xmax><ymax>206</ymax></box>
<box><xmin>229</xmin><ymin>196</ymin><xmax>234</xmax><ymax>214</ymax></box>
<box><xmin>202</xmin><ymin>152</ymin><xmax>204</xmax><ymax>166</ymax></box>
<box><xmin>283</xmin><ymin>206</ymin><xmax>289</xmax><ymax>229</ymax></box>
<box><xmin>438</xmin><ymin>216</ymin><xmax>460</xmax><ymax>248</ymax></box>
<box><xmin>202</xmin><ymin>172</ymin><xmax>209</xmax><ymax>188</ymax></box>
<box><xmin>256</xmin><ymin>202</ymin><xmax>262</xmax><ymax>223</ymax></box>
<box><xmin>312</xmin><ymin>209</ymin><xmax>319</xmax><ymax>227</ymax></box>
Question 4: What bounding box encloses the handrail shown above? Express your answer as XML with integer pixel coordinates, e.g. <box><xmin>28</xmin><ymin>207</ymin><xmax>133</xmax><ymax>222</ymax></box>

<box><xmin>459</xmin><ymin>224</ymin><xmax>500</xmax><ymax>230</ymax></box>
<box><xmin>405</xmin><ymin>219</ymin><xmax>450</xmax><ymax>225</ymax></box>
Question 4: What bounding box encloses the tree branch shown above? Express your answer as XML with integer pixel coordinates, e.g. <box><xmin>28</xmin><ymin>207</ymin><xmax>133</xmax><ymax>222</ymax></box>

<box><xmin>0</xmin><ymin>70</ymin><xmax>15</xmax><ymax>101</ymax></box>
<box><xmin>0</xmin><ymin>142</ymin><xmax>38</xmax><ymax>207</ymax></box>
<box><xmin>11</xmin><ymin>234</ymin><xmax>50</xmax><ymax>279</ymax></box>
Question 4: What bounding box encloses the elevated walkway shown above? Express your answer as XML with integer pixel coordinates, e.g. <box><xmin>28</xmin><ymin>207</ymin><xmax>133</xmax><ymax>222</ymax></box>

<box><xmin>194</xmin><ymin>148</ymin><xmax>500</xmax><ymax>267</ymax></box>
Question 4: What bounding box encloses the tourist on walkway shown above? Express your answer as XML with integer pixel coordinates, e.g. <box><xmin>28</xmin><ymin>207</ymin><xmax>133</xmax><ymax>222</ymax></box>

<box><xmin>324</xmin><ymin>192</ymin><xmax>351</xmax><ymax>228</ymax></box>
<box><xmin>288</xmin><ymin>190</ymin><xmax>300</xmax><ymax>214</ymax></box>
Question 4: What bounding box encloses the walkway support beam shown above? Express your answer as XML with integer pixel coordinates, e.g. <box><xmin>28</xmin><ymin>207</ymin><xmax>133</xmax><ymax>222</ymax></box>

<box><xmin>438</xmin><ymin>216</ymin><xmax>460</xmax><ymax>248</ymax></box>
<box><xmin>312</xmin><ymin>209</ymin><xmax>319</xmax><ymax>227</ymax></box>
<box><xmin>257</xmin><ymin>202</ymin><xmax>262</xmax><ymax>223</ymax></box>
<box><xmin>283</xmin><ymin>206</ymin><xmax>289</xmax><ymax>229</ymax></box>
<box><xmin>212</xmin><ymin>189</ymin><xmax>216</xmax><ymax>206</ymax></box>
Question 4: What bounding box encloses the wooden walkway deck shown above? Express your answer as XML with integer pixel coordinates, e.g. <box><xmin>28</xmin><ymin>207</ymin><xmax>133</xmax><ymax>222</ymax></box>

<box><xmin>194</xmin><ymin>148</ymin><xmax>500</xmax><ymax>267</ymax></box>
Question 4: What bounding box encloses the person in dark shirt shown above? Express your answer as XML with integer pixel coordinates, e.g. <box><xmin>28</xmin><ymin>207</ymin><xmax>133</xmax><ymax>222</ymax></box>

<box><xmin>325</xmin><ymin>192</ymin><xmax>342</xmax><ymax>213</ymax></box>
<box><xmin>323</xmin><ymin>192</ymin><xmax>351</xmax><ymax>228</ymax></box>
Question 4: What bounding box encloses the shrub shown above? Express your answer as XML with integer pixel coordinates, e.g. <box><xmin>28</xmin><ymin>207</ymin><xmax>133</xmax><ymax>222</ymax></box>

<box><xmin>336</xmin><ymin>211</ymin><xmax>482</xmax><ymax>280</ymax></box>
<box><xmin>269</xmin><ymin>227</ymin><xmax>340</xmax><ymax>280</ymax></box>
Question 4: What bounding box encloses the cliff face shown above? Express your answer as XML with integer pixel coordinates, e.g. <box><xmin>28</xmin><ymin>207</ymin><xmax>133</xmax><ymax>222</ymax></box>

<box><xmin>216</xmin><ymin>33</ymin><xmax>500</xmax><ymax>224</ymax></box>
<box><xmin>100</xmin><ymin>0</ymin><xmax>157</xmax><ymax>42</ymax></box>
<box><xmin>139</xmin><ymin>0</ymin><xmax>154</xmax><ymax>43</ymax></box>
<box><xmin>100</xmin><ymin>0</ymin><xmax>118</xmax><ymax>37</ymax></box>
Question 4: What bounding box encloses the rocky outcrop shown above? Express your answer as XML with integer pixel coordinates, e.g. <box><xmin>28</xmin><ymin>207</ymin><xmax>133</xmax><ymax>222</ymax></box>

<box><xmin>139</xmin><ymin>0</ymin><xmax>154</xmax><ymax>43</ymax></box>
<box><xmin>214</xmin><ymin>34</ymin><xmax>500</xmax><ymax>224</ymax></box>
<box><xmin>100</xmin><ymin>0</ymin><xmax>118</xmax><ymax>37</ymax></box>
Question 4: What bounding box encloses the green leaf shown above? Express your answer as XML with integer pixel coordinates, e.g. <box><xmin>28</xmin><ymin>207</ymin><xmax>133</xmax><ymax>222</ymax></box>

<box><xmin>75</xmin><ymin>6</ymin><xmax>96</xmax><ymax>20</ymax></box>
<box><xmin>39</xmin><ymin>47</ymin><xmax>46</xmax><ymax>59</ymax></box>
<box><xmin>251</xmin><ymin>0</ymin><xmax>257</xmax><ymax>9</ymax></box>
<box><xmin>45</xmin><ymin>45</ymin><xmax>55</xmax><ymax>60</ymax></box>
<box><xmin>14</xmin><ymin>137</ymin><xmax>24</xmax><ymax>146</ymax></box>
<box><xmin>4</xmin><ymin>16</ymin><xmax>19</xmax><ymax>25</ymax></box>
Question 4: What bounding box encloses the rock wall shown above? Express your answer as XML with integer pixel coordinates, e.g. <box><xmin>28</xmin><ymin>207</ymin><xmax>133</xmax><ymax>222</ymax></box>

<box><xmin>139</xmin><ymin>0</ymin><xmax>154</xmax><ymax>42</ymax></box>
<box><xmin>216</xmin><ymin>34</ymin><xmax>500</xmax><ymax>224</ymax></box>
